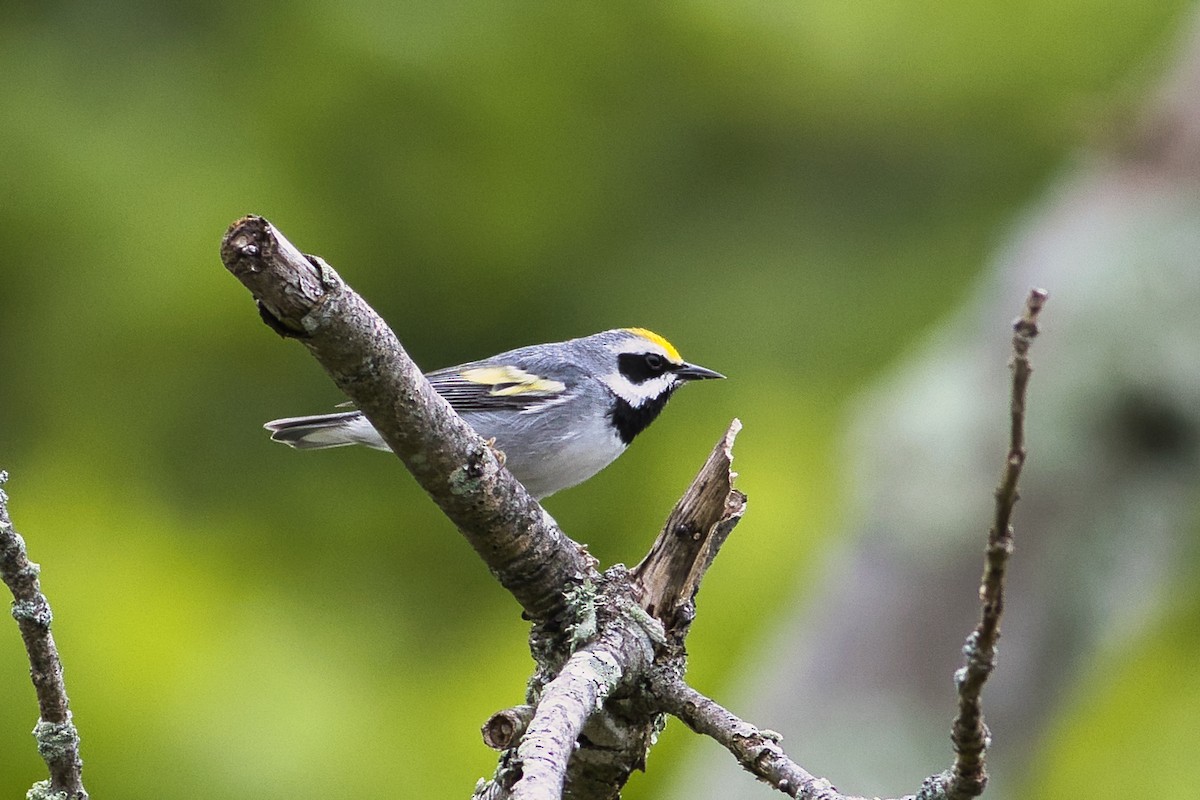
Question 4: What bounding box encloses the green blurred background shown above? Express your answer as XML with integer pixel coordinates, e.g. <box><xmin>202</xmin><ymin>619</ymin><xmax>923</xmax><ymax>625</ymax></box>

<box><xmin>1</xmin><ymin>2</ymin><xmax>1195</xmax><ymax>797</ymax></box>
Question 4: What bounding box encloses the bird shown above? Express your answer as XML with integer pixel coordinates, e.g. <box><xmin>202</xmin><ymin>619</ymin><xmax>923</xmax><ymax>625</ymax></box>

<box><xmin>264</xmin><ymin>328</ymin><xmax>723</xmax><ymax>499</ymax></box>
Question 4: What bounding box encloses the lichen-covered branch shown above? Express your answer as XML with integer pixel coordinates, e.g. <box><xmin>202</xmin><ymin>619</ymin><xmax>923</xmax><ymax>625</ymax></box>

<box><xmin>474</xmin><ymin>577</ymin><xmax>663</xmax><ymax>800</ymax></box>
<box><xmin>220</xmin><ymin>216</ymin><xmax>596</xmax><ymax>624</ymax></box>
<box><xmin>0</xmin><ymin>472</ymin><xmax>88</xmax><ymax>800</ymax></box>
<box><xmin>473</xmin><ymin>416</ymin><xmax>747</xmax><ymax>800</ymax></box>
<box><xmin>510</xmin><ymin>646</ymin><xmax>632</xmax><ymax>800</ymax></box>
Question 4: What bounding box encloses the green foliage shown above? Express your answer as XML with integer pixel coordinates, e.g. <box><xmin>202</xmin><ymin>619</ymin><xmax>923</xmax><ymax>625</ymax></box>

<box><xmin>0</xmin><ymin>2</ymin><xmax>1191</xmax><ymax>798</ymax></box>
<box><xmin>1030</xmin><ymin>561</ymin><xmax>1200</xmax><ymax>797</ymax></box>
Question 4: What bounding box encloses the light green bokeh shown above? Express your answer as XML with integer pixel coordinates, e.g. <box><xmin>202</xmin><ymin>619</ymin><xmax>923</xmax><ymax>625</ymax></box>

<box><xmin>0</xmin><ymin>2</ymin><xmax>1194</xmax><ymax>797</ymax></box>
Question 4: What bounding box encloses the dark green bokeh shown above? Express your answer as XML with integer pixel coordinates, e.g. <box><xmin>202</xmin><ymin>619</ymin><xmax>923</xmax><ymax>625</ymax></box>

<box><xmin>0</xmin><ymin>2</ymin><xmax>1193</xmax><ymax>797</ymax></box>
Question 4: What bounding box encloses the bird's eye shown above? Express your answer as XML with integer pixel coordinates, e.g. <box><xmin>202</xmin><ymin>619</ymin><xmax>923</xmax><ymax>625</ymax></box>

<box><xmin>618</xmin><ymin>351</ymin><xmax>673</xmax><ymax>384</ymax></box>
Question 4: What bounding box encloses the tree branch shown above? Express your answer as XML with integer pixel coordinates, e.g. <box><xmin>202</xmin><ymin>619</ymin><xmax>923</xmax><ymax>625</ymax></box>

<box><xmin>483</xmin><ymin>705</ymin><xmax>536</xmax><ymax>751</ymax></box>
<box><xmin>0</xmin><ymin>472</ymin><xmax>88</xmax><ymax>800</ymax></box>
<box><xmin>220</xmin><ymin>215</ymin><xmax>596</xmax><ymax>624</ymax></box>
<box><xmin>510</xmin><ymin>643</ymin><xmax>635</xmax><ymax>800</ymax></box>
<box><xmin>944</xmin><ymin>287</ymin><xmax>1047</xmax><ymax>799</ymax></box>
<box><xmin>631</xmin><ymin>419</ymin><xmax>746</xmax><ymax>640</ymax></box>
<box><xmin>219</xmin><ymin>218</ymin><xmax>1044</xmax><ymax>799</ymax></box>
<box><xmin>650</xmin><ymin>671</ymin><xmax>845</xmax><ymax>799</ymax></box>
<box><xmin>474</xmin><ymin>416</ymin><xmax>747</xmax><ymax>800</ymax></box>
<box><xmin>474</xmin><ymin>569</ymin><xmax>664</xmax><ymax>800</ymax></box>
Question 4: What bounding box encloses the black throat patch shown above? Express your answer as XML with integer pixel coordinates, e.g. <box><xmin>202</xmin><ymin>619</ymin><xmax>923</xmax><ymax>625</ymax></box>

<box><xmin>609</xmin><ymin>391</ymin><xmax>675</xmax><ymax>445</ymax></box>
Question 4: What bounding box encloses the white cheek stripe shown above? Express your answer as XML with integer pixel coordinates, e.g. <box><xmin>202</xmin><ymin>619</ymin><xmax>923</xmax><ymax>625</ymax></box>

<box><xmin>604</xmin><ymin>373</ymin><xmax>677</xmax><ymax>406</ymax></box>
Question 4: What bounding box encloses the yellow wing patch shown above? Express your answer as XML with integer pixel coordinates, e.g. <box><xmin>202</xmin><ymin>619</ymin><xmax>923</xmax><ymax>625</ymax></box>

<box><xmin>459</xmin><ymin>366</ymin><xmax>566</xmax><ymax>396</ymax></box>
<box><xmin>623</xmin><ymin>327</ymin><xmax>682</xmax><ymax>362</ymax></box>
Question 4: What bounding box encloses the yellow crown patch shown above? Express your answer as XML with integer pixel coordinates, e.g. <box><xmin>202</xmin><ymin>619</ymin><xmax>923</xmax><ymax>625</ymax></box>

<box><xmin>623</xmin><ymin>328</ymin><xmax>682</xmax><ymax>362</ymax></box>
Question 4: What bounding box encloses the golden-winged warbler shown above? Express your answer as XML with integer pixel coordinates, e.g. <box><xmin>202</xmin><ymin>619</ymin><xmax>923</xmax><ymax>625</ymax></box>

<box><xmin>264</xmin><ymin>328</ymin><xmax>723</xmax><ymax>498</ymax></box>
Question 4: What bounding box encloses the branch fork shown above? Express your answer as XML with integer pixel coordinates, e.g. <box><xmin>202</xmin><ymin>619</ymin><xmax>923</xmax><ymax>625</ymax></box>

<box><xmin>218</xmin><ymin>216</ymin><xmax>1046</xmax><ymax>800</ymax></box>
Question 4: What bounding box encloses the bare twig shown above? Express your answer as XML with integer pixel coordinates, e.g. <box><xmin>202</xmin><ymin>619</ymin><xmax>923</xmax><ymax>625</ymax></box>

<box><xmin>650</xmin><ymin>671</ymin><xmax>845</xmax><ymax>800</ymax></box>
<box><xmin>651</xmin><ymin>673</ymin><xmax>949</xmax><ymax>800</ymax></box>
<box><xmin>650</xmin><ymin>670</ymin><xmax>968</xmax><ymax>800</ymax></box>
<box><xmin>0</xmin><ymin>472</ymin><xmax>88</xmax><ymax>800</ymax></box>
<box><xmin>220</xmin><ymin>216</ymin><xmax>596</xmax><ymax>624</ymax></box>
<box><xmin>945</xmin><ymin>288</ymin><xmax>1047</xmax><ymax>799</ymax></box>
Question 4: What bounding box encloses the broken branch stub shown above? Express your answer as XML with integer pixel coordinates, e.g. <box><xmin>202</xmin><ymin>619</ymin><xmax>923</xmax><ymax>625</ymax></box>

<box><xmin>631</xmin><ymin>419</ymin><xmax>746</xmax><ymax>638</ymax></box>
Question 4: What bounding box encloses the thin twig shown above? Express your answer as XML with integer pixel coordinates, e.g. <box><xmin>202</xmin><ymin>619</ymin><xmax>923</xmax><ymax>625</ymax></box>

<box><xmin>652</xmin><ymin>670</ymin><xmax>987</xmax><ymax>800</ymax></box>
<box><xmin>0</xmin><ymin>472</ymin><xmax>88</xmax><ymax>800</ymax></box>
<box><xmin>651</xmin><ymin>671</ymin><xmax>847</xmax><ymax>799</ymax></box>
<box><xmin>945</xmin><ymin>288</ymin><xmax>1047</xmax><ymax>799</ymax></box>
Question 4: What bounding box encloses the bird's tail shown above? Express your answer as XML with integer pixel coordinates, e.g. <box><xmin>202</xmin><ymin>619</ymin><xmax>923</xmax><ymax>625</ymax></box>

<box><xmin>263</xmin><ymin>411</ymin><xmax>389</xmax><ymax>451</ymax></box>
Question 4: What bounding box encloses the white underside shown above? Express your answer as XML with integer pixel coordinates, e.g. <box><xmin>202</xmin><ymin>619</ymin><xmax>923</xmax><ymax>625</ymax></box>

<box><xmin>327</xmin><ymin>411</ymin><xmax>627</xmax><ymax>499</ymax></box>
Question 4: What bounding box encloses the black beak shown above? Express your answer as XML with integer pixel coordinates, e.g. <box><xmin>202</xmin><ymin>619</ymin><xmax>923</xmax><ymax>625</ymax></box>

<box><xmin>675</xmin><ymin>362</ymin><xmax>725</xmax><ymax>381</ymax></box>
